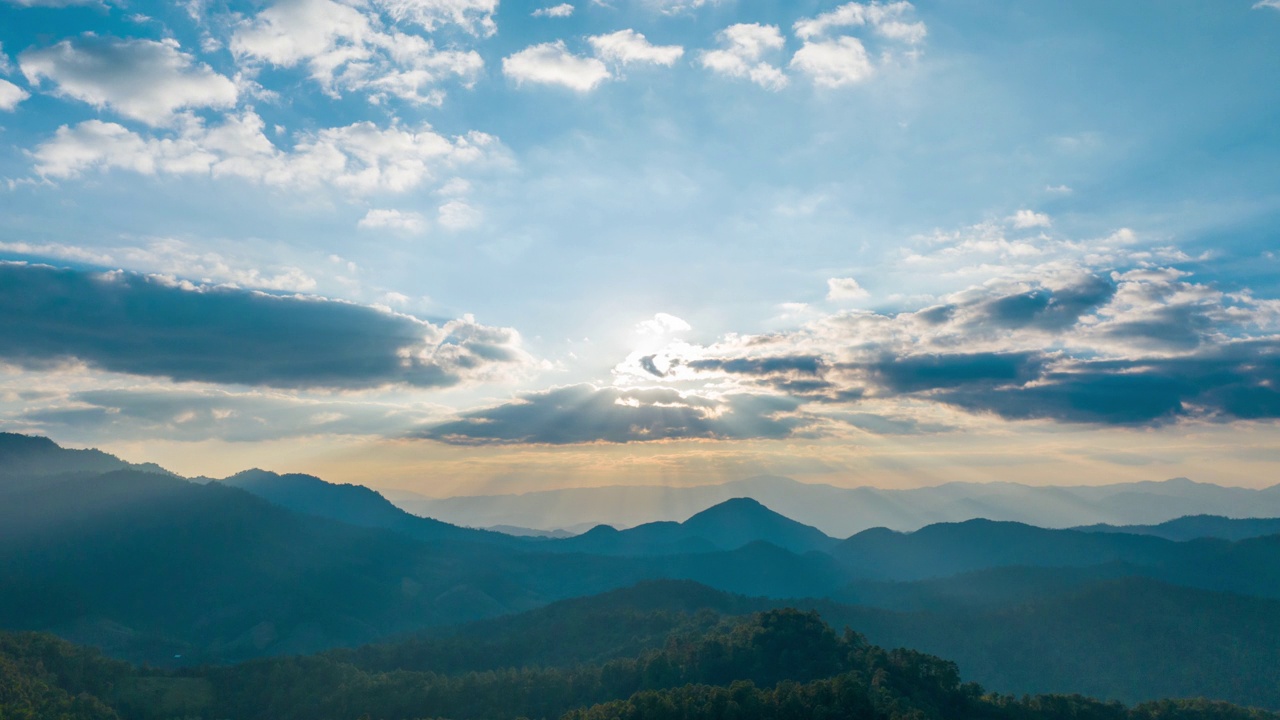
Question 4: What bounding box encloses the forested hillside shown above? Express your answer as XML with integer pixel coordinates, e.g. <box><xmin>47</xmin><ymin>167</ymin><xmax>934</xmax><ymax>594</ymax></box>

<box><xmin>3</xmin><ymin>606</ymin><xmax>1277</xmax><ymax>720</ymax></box>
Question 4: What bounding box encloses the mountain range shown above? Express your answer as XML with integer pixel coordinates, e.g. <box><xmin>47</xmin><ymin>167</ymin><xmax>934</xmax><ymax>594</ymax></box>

<box><xmin>3</xmin><ymin>432</ymin><xmax>1280</xmax><ymax>710</ymax></box>
<box><xmin>383</xmin><ymin>473</ymin><xmax>1280</xmax><ymax>537</ymax></box>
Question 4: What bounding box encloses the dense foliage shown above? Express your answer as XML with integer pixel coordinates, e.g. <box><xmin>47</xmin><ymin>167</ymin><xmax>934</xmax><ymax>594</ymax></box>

<box><xmin>2</xmin><ymin>606</ymin><xmax>1277</xmax><ymax>720</ymax></box>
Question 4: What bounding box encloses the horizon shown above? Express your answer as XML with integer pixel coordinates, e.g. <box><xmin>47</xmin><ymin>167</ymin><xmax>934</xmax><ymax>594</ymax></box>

<box><xmin>1</xmin><ymin>1</ymin><xmax>1278</xmax><ymax>495</ymax></box>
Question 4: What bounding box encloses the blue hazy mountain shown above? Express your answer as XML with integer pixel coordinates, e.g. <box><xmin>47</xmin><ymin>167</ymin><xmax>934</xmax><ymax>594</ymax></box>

<box><xmin>1076</xmin><ymin>514</ymin><xmax>1280</xmax><ymax>541</ymax></box>
<box><xmin>547</xmin><ymin>497</ymin><xmax>838</xmax><ymax>555</ymax></box>
<box><xmin>0</xmin><ymin>431</ymin><xmax>171</xmax><ymax>481</ymax></box>
<box><xmin>832</xmin><ymin>519</ymin><xmax>1210</xmax><ymax>581</ymax></box>
<box><xmin>4</xmin><ymin>430</ymin><xmax>1280</xmax><ymax>697</ymax></box>
<box><xmin>395</xmin><ymin>475</ymin><xmax>1280</xmax><ymax>537</ymax></box>
<box><xmin>218</xmin><ymin>468</ymin><xmax>526</xmax><ymax>548</ymax></box>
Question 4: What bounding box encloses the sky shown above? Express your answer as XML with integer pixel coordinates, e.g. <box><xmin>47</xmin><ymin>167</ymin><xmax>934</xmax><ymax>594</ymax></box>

<box><xmin>0</xmin><ymin>0</ymin><xmax>1278</xmax><ymax>496</ymax></box>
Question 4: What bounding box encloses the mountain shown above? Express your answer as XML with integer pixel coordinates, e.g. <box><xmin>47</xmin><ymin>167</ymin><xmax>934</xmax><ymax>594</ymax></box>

<box><xmin>6</xmin><ymin>590</ymin><xmax>1279</xmax><ymax>720</ymax></box>
<box><xmin>0</xmin><ymin>467</ymin><xmax>560</xmax><ymax>663</ymax></box>
<box><xmin>829</xmin><ymin>577</ymin><xmax>1280</xmax><ymax>709</ymax></box>
<box><xmin>218</xmin><ymin>468</ymin><xmax>526</xmax><ymax>548</ymax></box>
<box><xmin>546</xmin><ymin>497</ymin><xmax>837</xmax><ymax>555</ymax></box>
<box><xmin>1078</xmin><ymin>514</ymin><xmax>1280</xmax><ymax>541</ymax></box>
<box><xmin>387</xmin><ymin>474</ymin><xmax>1280</xmax><ymax>537</ymax></box>
<box><xmin>831</xmin><ymin>518</ymin><xmax>1212</xmax><ymax>581</ymax></box>
<box><xmin>0</xmin><ymin>431</ymin><xmax>170</xmax><ymax>482</ymax></box>
<box><xmin>0</xmin><ymin>439</ymin><xmax>866</xmax><ymax>663</ymax></box>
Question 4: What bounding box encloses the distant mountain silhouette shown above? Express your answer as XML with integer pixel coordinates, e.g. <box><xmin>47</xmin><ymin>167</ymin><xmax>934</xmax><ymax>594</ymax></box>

<box><xmin>389</xmin><ymin>474</ymin><xmax>1280</xmax><ymax>537</ymax></box>
<box><xmin>0</xmin><ymin>432</ymin><xmax>171</xmax><ymax>482</ymax></box>
<box><xmin>548</xmin><ymin>497</ymin><xmax>837</xmax><ymax>556</ymax></box>
<box><xmin>218</xmin><ymin>468</ymin><xmax>525</xmax><ymax>548</ymax></box>
<box><xmin>5</xmin><ymin>430</ymin><xmax>1280</xmax><ymax>686</ymax></box>
<box><xmin>1077</xmin><ymin>514</ymin><xmax>1280</xmax><ymax>541</ymax></box>
<box><xmin>833</xmin><ymin>518</ymin><xmax>1220</xmax><ymax>581</ymax></box>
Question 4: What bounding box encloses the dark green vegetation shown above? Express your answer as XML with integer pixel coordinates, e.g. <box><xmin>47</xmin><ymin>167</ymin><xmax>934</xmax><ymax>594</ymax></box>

<box><xmin>3</xmin><ymin>600</ymin><xmax>1277</xmax><ymax>720</ymax></box>
<box><xmin>4</xmin><ymin>433</ymin><xmax>1280</xmax><ymax>713</ymax></box>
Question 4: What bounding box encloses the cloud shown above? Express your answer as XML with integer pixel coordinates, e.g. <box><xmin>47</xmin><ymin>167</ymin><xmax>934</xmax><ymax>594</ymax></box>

<box><xmin>933</xmin><ymin>342</ymin><xmax>1280</xmax><ymax>425</ymax></box>
<box><xmin>827</xmin><ymin>277</ymin><xmax>870</xmax><ymax>301</ymax></box>
<box><xmin>19</xmin><ymin>386</ymin><xmax>432</xmax><ymax>442</ymax></box>
<box><xmin>503</xmin><ymin>41</ymin><xmax>611</xmax><ymax>92</ymax></box>
<box><xmin>832</xmin><ymin>411</ymin><xmax>951</xmax><ymax>435</ymax></box>
<box><xmin>0</xmin><ymin>262</ymin><xmax>533</xmax><ymax>389</ymax></box>
<box><xmin>374</xmin><ymin>0</ymin><xmax>498</xmax><ymax>35</ymax></box>
<box><xmin>0</xmin><ymin>238</ymin><xmax>319</xmax><ymax>292</ymax></box>
<box><xmin>589</xmin><ymin>29</ymin><xmax>684</xmax><ymax>66</ymax></box>
<box><xmin>642</xmin><ymin>0</ymin><xmax>728</xmax><ymax>13</ymax></box>
<box><xmin>790</xmin><ymin>37</ymin><xmax>873</xmax><ymax>87</ymax></box>
<box><xmin>789</xmin><ymin>2</ymin><xmax>925</xmax><ymax>87</ymax></box>
<box><xmin>358</xmin><ymin>208</ymin><xmax>427</xmax><ymax>232</ymax></box>
<box><xmin>701</xmin><ymin>23</ymin><xmax>788</xmax><ymax>90</ymax></box>
<box><xmin>607</xmin><ymin>245</ymin><xmax>1280</xmax><ymax>429</ymax></box>
<box><xmin>19</xmin><ymin>36</ymin><xmax>237</xmax><ymax>126</ymax></box>
<box><xmin>437</xmin><ymin>199</ymin><xmax>481</xmax><ymax>229</ymax></box>
<box><xmin>1254</xmin><ymin>0</ymin><xmax>1280</xmax><ymax>9</ymax></box>
<box><xmin>532</xmin><ymin>3</ymin><xmax>573</xmax><ymax>17</ymax></box>
<box><xmin>793</xmin><ymin>2</ymin><xmax>926</xmax><ymax>45</ymax></box>
<box><xmin>636</xmin><ymin>312</ymin><xmax>692</xmax><ymax>335</ymax></box>
<box><xmin>421</xmin><ymin>384</ymin><xmax>813</xmax><ymax>444</ymax></box>
<box><xmin>30</xmin><ymin>111</ymin><xmax>498</xmax><ymax>194</ymax></box>
<box><xmin>0</xmin><ymin>79</ymin><xmax>28</xmax><ymax>111</ymax></box>
<box><xmin>1008</xmin><ymin>209</ymin><xmax>1052</xmax><ymax>228</ymax></box>
<box><xmin>231</xmin><ymin>0</ymin><xmax>484</xmax><ymax>104</ymax></box>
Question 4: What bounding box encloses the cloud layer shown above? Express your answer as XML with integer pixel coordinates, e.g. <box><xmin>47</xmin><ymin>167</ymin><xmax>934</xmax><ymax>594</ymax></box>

<box><xmin>20</xmin><ymin>36</ymin><xmax>237</xmax><ymax>125</ymax></box>
<box><xmin>0</xmin><ymin>262</ymin><xmax>531</xmax><ymax>389</ymax></box>
<box><xmin>423</xmin><ymin>384</ymin><xmax>811</xmax><ymax>444</ymax></box>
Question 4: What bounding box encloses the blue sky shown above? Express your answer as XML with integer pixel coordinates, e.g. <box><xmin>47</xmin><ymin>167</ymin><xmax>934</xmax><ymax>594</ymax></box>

<box><xmin>1</xmin><ymin>0</ymin><xmax>1278</xmax><ymax>494</ymax></box>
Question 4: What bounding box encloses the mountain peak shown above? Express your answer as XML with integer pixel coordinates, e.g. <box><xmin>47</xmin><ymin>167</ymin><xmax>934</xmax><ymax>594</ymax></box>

<box><xmin>687</xmin><ymin>496</ymin><xmax>769</xmax><ymax>519</ymax></box>
<box><xmin>680</xmin><ymin>497</ymin><xmax>836</xmax><ymax>553</ymax></box>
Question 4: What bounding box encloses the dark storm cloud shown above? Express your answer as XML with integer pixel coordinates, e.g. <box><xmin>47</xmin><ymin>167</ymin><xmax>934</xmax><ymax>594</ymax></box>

<box><xmin>1097</xmin><ymin>304</ymin><xmax>1216</xmax><ymax>351</ymax></box>
<box><xmin>0</xmin><ymin>263</ymin><xmax>526</xmax><ymax>389</ymax></box>
<box><xmin>685</xmin><ymin>355</ymin><xmax>825</xmax><ymax>376</ymax></box>
<box><xmin>861</xmin><ymin>352</ymin><xmax>1046</xmax><ymax>394</ymax></box>
<box><xmin>934</xmin><ymin>340</ymin><xmax>1280</xmax><ymax>425</ymax></box>
<box><xmin>420</xmin><ymin>384</ymin><xmax>814</xmax><ymax>445</ymax></box>
<box><xmin>962</xmin><ymin>274</ymin><xmax>1117</xmax><ymax>332</ymax></box>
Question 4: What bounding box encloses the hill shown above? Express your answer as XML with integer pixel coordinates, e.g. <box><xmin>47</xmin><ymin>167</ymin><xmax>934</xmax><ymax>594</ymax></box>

<box><xmin>1078</xmin><ymin>515</ymin><xmax>1280</xmax><ymax>542</ymax></box>
<box><xmin>547</xmin><ymin>497</ymin><xmax>837</xmax><ymax>555</ymax></box>
<box><xmin>391</xmin><ymin>475</ymin><xmax>1280</xmax><ymax>537</ymax></box>
<box><xmin>3</xmin><ymin>599</ymin><xmax>1278</xmax><ymax>720</ymax></box>
<box><xmin>218</xmin><ymin>468</ymin><xmax>526</xmax><ymax>548</ymax></box>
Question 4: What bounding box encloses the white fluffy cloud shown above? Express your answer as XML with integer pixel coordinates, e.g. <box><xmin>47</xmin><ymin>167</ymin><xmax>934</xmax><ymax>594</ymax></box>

<box><xmin>637</xmin><ymin>312</ymin><xmax>692</xmax><ymax>335</ymax></box>
<box><xmin>0</xmin><ymin>79</ymin><xmax>28</xmax><ymax>111</ymax></box>
<box><xmin>359</xmin><ymin>208</ymin><xmax>427</xmax><ymax>232</ymax></box>
<box><xmin>437</xmin><ymin>199</ymin><xmax>481</xmax><ymax>229</ymax></box>
<box><xmin>375</xmin><ymin>0</ymin><xmax>498</xmax><ymax>35</ymax></box>
<box><xmin>31</xmin><ymin>111</ymin><xmax>498</xmax><ymax>195</ymax></box>
<box><xmin>790</xmin><ymin>2</ymin><xmax>926</xmax><ymax>88</ymax></box>
<box><xmin>1009</xmin><ymin>209</ymin><xmax>1052</xmax><ymax>229</ymax></box>
<box><xmin>20</xmin><ymin>36</ymin><xmax>237</xmax><ymax>125</ymax></box>
<box><xmin>827</xmin><ymin>277</ymin><xmax>870</xmax><ymax>301</ymax></box>
<box><xmin>532</xmin><ymin>3</ymin><xmax>573</xmax><ymax>18</ymax></box>
<box><xmin>701</xmin><ymin>23</ymin><xmax>788</xmax><ymax>90</ymax></box>
<box><xmin>1254</xmin><ymin>0</ymin><xmax>1280</xmax><ymax>9</ymax></box>
<box><xmin>231</xmin><ymin>0</ymin><xmax>484</xmax><ymax>104</ymax></box>
<box><xmin>589</xmin><ymin>29</ymin><xmax>684</xmax><ymax>66</ymax></box>
<box><xmin>0</xmin><ymin>238</ymin><xmax>320</xmax><ymax>292</ymax></box>
<box><xmin>503</xmin><ymin>41</ymin><xmax>611</xmax><ymax>92</ymax></box>
<box><xmin>790</xmin><ymin>37</ymin><xmax>873</xmax><ymax>87</ymax></box>
<box><xmin>793</xmin><ymin>1</ymin><xmax>926</xmax><ymax>45</ymax></box>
